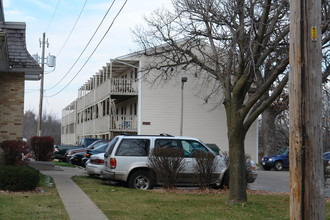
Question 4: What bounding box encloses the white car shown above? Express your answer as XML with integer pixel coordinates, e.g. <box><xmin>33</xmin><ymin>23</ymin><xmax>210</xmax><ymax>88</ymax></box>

<box><xmin>101</xmin><ymin>134</ymin><xmax>257</xmax><ymax>190</ymax></box>
<box><xmin>85</xmin><ymin>153</ymin><xmax>105</xmax><ymax>176</ymax></box>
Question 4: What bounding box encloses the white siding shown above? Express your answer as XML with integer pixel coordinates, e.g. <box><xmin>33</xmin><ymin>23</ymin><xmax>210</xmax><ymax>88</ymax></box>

<box><xmin>139</xmin><ymin>72</ymin><xmax>258</xmax><ymax>161</ymax></box>
<box><xmin>61</xmin><ymin>54</ymin><xmax>258</xmax><ymax>161</ymax></box>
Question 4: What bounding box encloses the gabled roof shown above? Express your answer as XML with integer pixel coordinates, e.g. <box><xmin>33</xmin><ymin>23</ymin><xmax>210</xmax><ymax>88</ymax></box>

<box><xmin>0</xmin><ymin>1</ymin><xmax>42</xmax><ymax>80</ymax></box>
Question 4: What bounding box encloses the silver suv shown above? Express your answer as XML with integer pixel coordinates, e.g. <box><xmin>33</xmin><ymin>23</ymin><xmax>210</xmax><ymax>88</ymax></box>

<box><xmin>101</xmin><ymin>134</ymin><xmax>232</xmax><ymax>189</ymax></box>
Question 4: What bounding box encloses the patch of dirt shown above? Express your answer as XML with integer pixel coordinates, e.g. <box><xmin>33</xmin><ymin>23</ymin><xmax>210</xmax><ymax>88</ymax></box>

<box><xmin>0</xmin><ymin>187</ymin><xmax>44</xmax><ymax>195</ymax></box>
<box><xmin>151</xmin><ymin>188</ymin><xmax>289</xmax><ymax>196</ymax></box>
<box><xmin>151</xmin><ymin>188</ymin><xmax>330</xmax><ymax>203</ymax></box>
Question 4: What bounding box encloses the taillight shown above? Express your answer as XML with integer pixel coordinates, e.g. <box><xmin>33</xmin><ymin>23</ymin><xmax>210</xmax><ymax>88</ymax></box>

<box><xmin>85</xmin><ymin>153</ymin><xmax>91</xmax><ymax>157</ymax></box>
<box><xmin>110</xmin><ymin>158</ymin><xmax>117</xmax><ymax>169</ymax></box>
<box><xmin>90</xmin><ymin>158</ymin><xmax>104</xmax><ymax>165</ymax></box>
<box><xmin>94</xmin><ymin>159</ymin><xmax>104</xmax><ymax>164</ymax></box>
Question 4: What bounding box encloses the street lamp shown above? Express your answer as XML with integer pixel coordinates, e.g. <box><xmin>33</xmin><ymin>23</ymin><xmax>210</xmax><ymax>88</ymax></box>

<box><xmin>180</xmin><ymin>77</ymin><xmax>188</xmax><ymax>136</ymax></box>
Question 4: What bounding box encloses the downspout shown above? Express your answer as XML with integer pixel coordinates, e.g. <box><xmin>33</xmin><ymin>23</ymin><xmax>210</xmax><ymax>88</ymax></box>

<box><xmin>137</xmin><ymin>60</ymin><xmax>142</xmax><ymax>134</ymax></box>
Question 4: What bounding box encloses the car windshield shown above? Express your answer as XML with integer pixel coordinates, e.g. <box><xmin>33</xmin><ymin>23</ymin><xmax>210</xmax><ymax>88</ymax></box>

<box><xmin>92</xmin><ymin>143</ymin><xmax>109</xmax><ymax>153</ymax></box>
<box><xmin>278</xmin><ymin>147</ymin><xmax>289</xmax><ymax>155</ymax></box>
<box><xmin>88</xmin><ymin>141</ymin><xmax>106</xmax><ymax>149</ymax></box>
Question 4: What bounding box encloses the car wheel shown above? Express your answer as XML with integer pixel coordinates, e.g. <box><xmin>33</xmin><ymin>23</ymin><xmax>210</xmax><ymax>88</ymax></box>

<box><xmin>128</xmin><ymin>170</ymin><xmax>154</xmax><ymax>190</ymax></box>
<box><xmin>262</xmin><ymin>166</ymin><xmax>271</xmax><ymax>171</ymax></box>
<box><xmin>274</xmin><ymin>161</ymin><xmax>283</xmax><ymax>171</ymax></box>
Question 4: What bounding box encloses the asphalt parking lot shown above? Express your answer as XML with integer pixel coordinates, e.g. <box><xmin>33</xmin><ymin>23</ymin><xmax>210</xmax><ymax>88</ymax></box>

<box><xmin>249</xmin><ymin>170</ymin><xmax>330</xmax><ymax>198</ymax></box>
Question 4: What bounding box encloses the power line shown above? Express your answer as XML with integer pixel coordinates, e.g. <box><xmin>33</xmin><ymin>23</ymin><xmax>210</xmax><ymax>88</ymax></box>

<box><xmin>56</xmin><ymin>0</ymin><xmax>88</xmax><ymax>57</ymax></box>
<box><xmin>45</xmin><ymin>0</ymin><xmax>61</xmax><ymax>33</ymax></box>
<box><xmin>46</xmin><ymin>0</ymin><xmax>117</xmax><ymax>91</ymax></box>
<box><xmin>46</xmin><ymin>0</ymin><xmax>128</xmax><ymax>98</ymax></box>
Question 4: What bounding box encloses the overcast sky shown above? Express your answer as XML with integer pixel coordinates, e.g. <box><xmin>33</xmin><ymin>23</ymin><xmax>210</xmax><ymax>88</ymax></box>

<box><xmin>3</xmin><ymin>0</ymin><xmax>172</xmax><ymax>118</ymax></box>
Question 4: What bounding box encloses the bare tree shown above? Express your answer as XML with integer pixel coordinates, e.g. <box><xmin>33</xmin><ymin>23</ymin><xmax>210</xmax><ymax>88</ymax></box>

<box><xmin>323</xmin><ymin>84</ymin><xmax>330</xmax><ymax>152</ymax></box>
<box><xmin>23</xmin><ymin>110</ymin><xmax>61</xmax><ymax>145</ymax></box>
<box><xmin>259</xmin><ymin>93</ymin><xmax>289</xmax><ymax>157</ymax></box>
<box><xmin>133</xmin><ymin>0</ymin><xmax>330</xmax><ymax>203</ymax></box>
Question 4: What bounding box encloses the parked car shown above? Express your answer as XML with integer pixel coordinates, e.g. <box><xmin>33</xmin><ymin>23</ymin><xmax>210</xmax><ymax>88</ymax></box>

<box><xmin>70</xmin><ymin>143</ymin><xmax>110</xmax><ymax>167</ymax></box>
<box><xmin>101</xmin><ymin>134</ymin><xmax>258</xmax><ymax>190</ymax></box>
<box><xmin>53</xmin><ymin>145</ymin><xmax>84</xmax><ymax>161</ymax></box>
<box><xmin>85</xmin><ymin>153</ymin><xmax>105</xmax><ymax>176</ymax></box>
<box><xmin>65</xmin><ymin>140</ymin><xmax>109</xmax><ymax>161</ymax></box>
<box><xmin>69</xmin><ymin>152</ymin><xmax>86</xmax><ymax>167</ymax></box>
<box><xmin>261</xmin><ymin>147</ymin><xmax>289</xmax><ymax>171</ymax></box>
<box><xmin>63</xmin><ymin>138</ymin><xmax>104</xmax><ymax>160</ymax></box>
<box><xmin>81</xmin><ymin>143</ymin><xmax>109</xmax><ymax>165</ymax></box>
<box><xmin>323</xmin><ymin>152</ymin><xmax>330</xmax><ymax>178</ymax></box>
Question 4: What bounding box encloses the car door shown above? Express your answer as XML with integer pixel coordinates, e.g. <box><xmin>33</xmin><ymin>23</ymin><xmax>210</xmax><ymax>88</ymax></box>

<box><xmin>179</xmin><ymin>139</ymin><xmax>219</xmax><ymax>184</ymax></box>
<box><xmin>154</xmin><ymin>139</ymin><xmax>190</xmax><ymax>184</ymax></box>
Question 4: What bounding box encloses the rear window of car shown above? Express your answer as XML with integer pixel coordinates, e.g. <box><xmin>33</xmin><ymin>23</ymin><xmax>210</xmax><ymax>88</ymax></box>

<box><xmin>105</xmin><ymin>137</ymin><xmax>119</xmax><ymax>155</ymax></box>
<box><xmin>116</xmin><ymin>139</ymin><xmax>150</xmax><ymax>156</ymax></box>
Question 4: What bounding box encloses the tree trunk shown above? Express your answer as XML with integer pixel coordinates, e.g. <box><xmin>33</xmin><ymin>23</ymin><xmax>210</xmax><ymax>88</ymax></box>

<box><xmin>226</xmin><ymin>102</ymin><xmax>248</xmax><ymax>203</ymax></box>
<box><xmin>228</xmin><ymin>129</ymin><xmax>247</xmax><ymax>203</ymax></box>
<box><xmin>261</xmin><ymin>108</ymin><xmax>278</xmax><ymax>156</ymax></box>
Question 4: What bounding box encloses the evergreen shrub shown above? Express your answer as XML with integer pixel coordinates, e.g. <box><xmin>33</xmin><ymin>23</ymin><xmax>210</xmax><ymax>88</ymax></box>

<box><xmin>0</xmin><ymin>166</ymin><xmax>40</xmax><ymax>191</ymax></box>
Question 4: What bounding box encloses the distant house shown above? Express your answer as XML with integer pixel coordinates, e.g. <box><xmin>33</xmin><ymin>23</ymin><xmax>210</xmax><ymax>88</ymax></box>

<box><xmin>0</xmin><ymin>1</ymin><xmax>42</xmax><ymax>142</ymax></box>
<box><xmin>61</xmin><ymin>52</ymin><xmax>258</xmax><ymax>161</ymax></box>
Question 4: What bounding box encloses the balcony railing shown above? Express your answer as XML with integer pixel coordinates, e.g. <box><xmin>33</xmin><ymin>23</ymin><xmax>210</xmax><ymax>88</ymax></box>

<box><xmin>110</xmin><ymin>78</ymin><xmax>137</xmax><ymax>95</ymax></box>
<box><xmin>110</xmin><ymin>115</ymin><xmax>137</xmax><ymax>132</ymax></box>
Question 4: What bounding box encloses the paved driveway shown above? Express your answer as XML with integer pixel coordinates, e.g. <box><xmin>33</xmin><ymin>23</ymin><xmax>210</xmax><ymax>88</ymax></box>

<box><xmin>249</xmin><ymin>170</ymin><xmax>330</xmax><ymax>197</ymax></box>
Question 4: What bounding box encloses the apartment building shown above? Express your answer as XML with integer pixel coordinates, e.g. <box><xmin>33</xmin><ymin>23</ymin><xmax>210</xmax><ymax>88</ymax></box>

<box><xmin>61</xmin><ymin>54</ymin><xmax>258</xmax><ymax>161</ymax></box>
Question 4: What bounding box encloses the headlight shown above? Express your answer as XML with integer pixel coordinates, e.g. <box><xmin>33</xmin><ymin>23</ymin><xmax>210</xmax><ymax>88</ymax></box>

<box><xmin>268</xmin><ymin>158</ymin><xmax>273</xmax><ymax>161</ymax></box>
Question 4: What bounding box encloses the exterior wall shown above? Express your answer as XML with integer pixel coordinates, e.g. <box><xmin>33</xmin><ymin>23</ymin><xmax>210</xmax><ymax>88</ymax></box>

<box><xmin>61</xmin><ymin>55</ymin><xmax>258</xmax><ymax>161</ymax></box>
<box><xmin>0</xmin><ymin>72</ymin><xmax>25</xmax><ymax>142</ymax></box>
<box><xmin>61</xmin><ymin>101</ymin><xmax>77</xmax><ymax>144</ymax></box>
<box><xmin>139</xmin><ymin>68</ymin><xmax>258</xmax><ymax>161</ymax></box>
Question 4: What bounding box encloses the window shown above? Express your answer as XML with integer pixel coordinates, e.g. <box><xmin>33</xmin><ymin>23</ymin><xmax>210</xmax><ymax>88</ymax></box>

<box><xmin>116</xmin><ymin>139</ymin><xmax>150</xmax><ymax>156</ymax></box>
<box><xmin>134</xmin><ymin>103</ymin><xmax>137</xmax><ymax>115</ymax></box>
<box><xmin>155</xmin><ymin>139</ymin><xmax>179</xmax><ymax>148</ymax></box>
<box><xmin>181</xmin><ymin>140</ymin><xmax>209</xmax><ymax>157</ymax></box>
<box><xmin>135</xmin><ymin>68</ymin><xmax>138</xmax><ymax>79</ymax></box>
<box><xmin>105</xmin><ymin>137</ymin><xmax>119</xmax><ymax>155</ymax></box>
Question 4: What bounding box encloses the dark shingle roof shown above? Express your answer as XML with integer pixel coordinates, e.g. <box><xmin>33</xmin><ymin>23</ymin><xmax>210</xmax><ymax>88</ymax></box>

<box><xmin>0</xmin><ymin>0</ymin><xmax>4</xmax><ymax>22</ymax></box>
<box><xmin>0</xmin><ymin>22</ymin><xmax>42</xmax><ymax>78</ymax></box>
<box><xmin>6</xmin><ymin>25</ymin><xmax>40</xmax><ymax>69</ymax></box>
<box><xmin>0</xmin><ymin>0</ymin><xmax>41</xmax><ymax>79</ymax></box>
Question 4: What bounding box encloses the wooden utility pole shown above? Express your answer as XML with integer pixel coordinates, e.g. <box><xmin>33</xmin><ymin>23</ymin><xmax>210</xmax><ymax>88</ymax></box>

<box><xmin>289</xmin><ymin>0</ymin><xmax>324</xmax><ymax>219</ymax></box>
<box><xmin>37</xmin><ymin>33</ymin><xmax>47</xmax><ymax>136</ymax></box>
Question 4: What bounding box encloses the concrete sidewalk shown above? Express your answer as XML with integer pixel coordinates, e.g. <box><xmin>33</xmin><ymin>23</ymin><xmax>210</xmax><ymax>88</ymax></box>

<box><xmin>40</xmin><ymin>166</ymin><xmax>108</xmax><ymax>220</ymax></box>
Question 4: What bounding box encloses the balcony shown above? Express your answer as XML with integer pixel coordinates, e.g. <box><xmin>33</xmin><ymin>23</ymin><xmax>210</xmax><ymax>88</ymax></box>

<box><xmin>110</xmin><ymin>78</ymin><xmax>138</xmax><ymax>95</ymax></box>
<box><xmin>110</xmin><ymin>115</ymin><xmax>137</xmax><ymax>132</ymax></box>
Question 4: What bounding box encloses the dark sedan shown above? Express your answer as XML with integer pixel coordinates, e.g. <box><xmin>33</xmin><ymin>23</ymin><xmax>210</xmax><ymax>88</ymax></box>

<box><xmin>69</xmin><ymin>152</ymin><xmax>86</xmax><ymax>167</ymax></box>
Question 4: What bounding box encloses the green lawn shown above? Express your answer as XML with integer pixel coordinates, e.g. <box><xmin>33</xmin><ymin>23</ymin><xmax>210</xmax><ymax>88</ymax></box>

<box><xmin>73</xmin><ymin>176</ymin><xmax>330</xmax><ymax>220</ymax></box>
<box><xmin>0</xmin><ymin>175</ymin><xmax>69</xmax><ymax>220</ymax></box>
<box><xmin>1</xmin><ymin>173</ymin><xmax>329</xmax><ymax>220</ymax></box>
<box><xmin>52</xmin><ymin>161</ymin><xmax>76</xmax><ymax>168</ymax></box>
